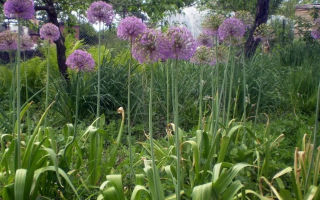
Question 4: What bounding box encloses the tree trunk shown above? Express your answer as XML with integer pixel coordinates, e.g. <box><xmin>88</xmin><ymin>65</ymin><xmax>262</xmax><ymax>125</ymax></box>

<box><xmin>245</xmin><ymin>0</ymin><xmax>270</xmax><ymax>57</ymax></box>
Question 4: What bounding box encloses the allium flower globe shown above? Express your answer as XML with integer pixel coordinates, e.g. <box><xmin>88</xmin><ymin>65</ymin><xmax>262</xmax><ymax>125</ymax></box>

<box><xmin>117</xmin><ymin>16</ymin><xmax>147</xmax><ymax>41</ymax></box>
<box><xmin>40</xmin><ymin>23</ymin><xmax>60</xmax><ymax>42</ymax></box>
<box><xmin>190</xmin><ymin>46</ymin><xmax>216</xmax><ymax>66</ymax></box>
<box><xmin>132</xmin><ymin>29</ymin><xmax>162</xmax><ymax>64</ymax></box>
<box><xmin>66</xmin><ymin>50</ymin><xmax>95</xmax><ymax>72</ymax></box>
<box><xmin>311</xmin><ymin>30</ymin><xmax>320</xmax><ymax>40</ymax></box>
<box><xmin>218</xmin><ymin>18</ymin><xmax>246</xmax><ymax>41</ymax></box>
<box><xmin>0</xmin><ymin>30</ymin><xmax>17</xmax><ymax>51</ymax></box>
<box><xmin>87</xmin><ymin>1</ymin><xmax>114</xmax><ymax>25</ymax></box>
<box><xmin>4</xmin><ymin>0</ymin><xmax>35</xmax><ymax>20</ymax></box>
<box><xmin>159</xmin><ymin>26</ymin><xmax>197</xmax><ymax>60</ymax></box>
<box><xmin>20</xmin><ymin>35</ymin><xmax>34</xmax><ymax>51</ymax></box>
<box><xmin>197</xmin><ymin>33</ymin><xmax>214</xmax><ymax>48</ymax></box>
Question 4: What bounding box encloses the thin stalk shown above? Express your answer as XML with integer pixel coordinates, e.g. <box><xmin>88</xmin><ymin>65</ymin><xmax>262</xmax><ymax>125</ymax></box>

<box><xmin>149</xmin><ymin>64</ymin><xmax>160</xmax><ymax>199</ymax></box>
<box><xmin>44</xmin><ymin>41</ymin><xmax>50</xmax><ymax>126</ymax></box>
<box><xmin>74</xmin><ymin>72</ymin><xmax>80</xmax><ymax>135</ymax></box>
<box><xmin>24</xmin><ymin>52</ymin><xmax>31</xmax><ymax>135</ymax></box>
<box><xmin>212</xmin><ymin>36</ymin><xmax>219</xmax><ymax>138</ymax></box>
<box><xmin>198</xmin><ymin>66</ymin><xmax>204</xmax><ymax>130</ymax></box>
<box><xmin>305</xmin><ymin>81</ymin><xmax>320</xmax><ymax>189</ymax></box>
<box><xmin>166</xmin><ymin>63</ymin><xmax>170</xmax><ymax>125</ymax></box>
<box><xmin>226</xmin><ymin>50</ymin><xmax>234</xmax><ymax>124</ymax></box>
<box><xmin>16</xmin><ymin>19</ymin><xmax>22</xmax><ymax>169</ymax></box>
<box><xmin>242</xmin><ymin>52</ymin><xmax>247</xmax><ymax>123</ymax></box>
<box><xmin>174</xmin><ymin>58</ymin><xmax>181</xmax><ymax>200</ymax></box>
<box><xmin>9</xmin><ymin>51</ymin><xmax>16</xmax><ymax>133</ymax></box>
<box><xmin>96</xmin><ymin>22</ymin><xmax>101</xmax><ymax>119</ymax></box>
<box><xmin>171</xmin><ymin>61</ymin><xmax>175</xmax><ymax>116</ymax></box>
<box><xmin>128</xmin><ymin>38</ymin><xmax>134</xmax><ymax>186</ymax></box>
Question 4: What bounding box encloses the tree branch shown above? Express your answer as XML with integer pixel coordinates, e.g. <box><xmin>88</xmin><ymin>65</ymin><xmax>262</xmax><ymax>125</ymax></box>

<box><xmin>35</xmin><ymin>5</ymin><xmax>50</xmax><ymax>11</ymax></box>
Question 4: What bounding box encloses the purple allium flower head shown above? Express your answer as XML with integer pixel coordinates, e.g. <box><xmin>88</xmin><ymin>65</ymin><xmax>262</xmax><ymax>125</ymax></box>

<box><xmin>132</xmin><ymin>28</ymin><xmax>162</xmax><ymax>64</ymax></box>
<box><xmin>40</xmin><ymin>23</ymin><xmax>60</xmax><ymax>42</ymax></box>
<box><xmin>4</xmin><ymin>0</ymin><xmax>35</xmax><ymax>20</ymax></box>
<box><xmin>20</xmin><ymin>34</ymin><xmax>34</xmax><ymax>51</ymax></box>
<box><xmin>159</xmin><ymin>26</ymin><xmax>197</xmax><ymax>60</ymax></box>
<box><xmin>117</xmin><ymin>16</ymin><xmax>147</xmax><ymax>41</ymax></box>
<box><xmin>311</xmin><ymin>30</ymin><xmax>320</xmax><ymax>40</ymax></box>
<box><xmin>190</xmin><ymin>46</ymin><xmax>216</xmax><ymax>66</ymax></box>
<box><xmin>218</xmin><ymin>18</ymin><xmax>246</xmax><ymax>41</ymax></box>
<box><xmin>0</xmin><ymin>30</ymin><xmax>17</xmax><ymax>51</ymax></box>
<box><xmin>87</xmin><ymin>1</ymin><xmax>114</xmax><ymax>25</ymax></box>
<box><xmin>66</xmin><ymin>50</ymin><xmax>95</xmax><ymax>72</ymax></box>
<box><xmin>197</xmin><ymin>33</ymin><xmax>214</xmax><ymax>48</ymax></box>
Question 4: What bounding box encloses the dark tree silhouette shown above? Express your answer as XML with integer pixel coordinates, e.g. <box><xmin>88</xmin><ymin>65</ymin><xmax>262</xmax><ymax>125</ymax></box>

<box><xmin>245</xmin><ymin>0</ymin><xmax>270</xmax><ymax>57</ymax></box>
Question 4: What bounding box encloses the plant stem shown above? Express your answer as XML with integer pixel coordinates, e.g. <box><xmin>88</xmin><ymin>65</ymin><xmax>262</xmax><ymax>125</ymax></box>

<box><xmin>16</xmin><ymin>19</ymin><xmax>22</xmax><ymax>169</ymax></box>
<box><xmin>242</xmin><ymin>52</ymin><xmax>247</xmax><ymax>123</ymax></box>
<box><xmin>149</xmin><ymin>63</ymin><xmax>160</xmax><ymax>199</ymax></box>
<box><xmin>75</xmin><ymin>72</ymin><xmax>80</xmax><ymax>135</ymax></box>
<box><xmin>226</xmin><ymin>50</ymin><xmax>234</xmax><ymax>124</ymax></box>
<box><xmin>198</xmin><ymin>66</ymin><xmax>204</xmax><ymax>130</ymax></box>
<box><xmin>174</xmin><ymin>58</ymin><xmax>181</xmax><ymax>200</ymax></box>
<box><xmin>44</xmin><ymin>41</ymin><xmax>50</xmax><ymax>126</ymax></box>
<box><xmin>166</xmin><ymin>63</ymin><xmax>170</xmax><ymax>125</ymax></box>
<box><xmin>128</xmin><ymin>38</ymin><xmax>134</xmax><ymax>186</ymax></box>
<box><xmin>96</xmin><ymin>22</ymin><xmax>101</xmax><ymax>119</ymax></box>
<box><xmin>24</xmin><ymin>52</ymin><xmax>31</xmax><ymax>135</ymax></box>
<box><xmin>305</xmin><ymin>81</ymin><xmax>320</xmax><ymax>188</ymax></box>
<box><xmin>9</xmin><ymin>51</ymin><xmax>16</xmax><ymax>133</ymax></box>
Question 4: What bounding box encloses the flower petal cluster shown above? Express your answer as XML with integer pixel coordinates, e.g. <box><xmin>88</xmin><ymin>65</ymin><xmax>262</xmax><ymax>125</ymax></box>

<box><xmin>190</xmin><ymin>46</ymin><xmax>216</xmax><ymax>66</ymax></box>
<box><xmin>87</xmin><ymin>1</ymin><xmax>114</xmax><ymax>25</ymax></box>
<box><xmin>117</xmin><ymin>16</ymin><xmax>147</xmax><ymax>41</ymax></box>
<box><xmin>197</xmin><ymin>33</ymin><xmax>214</xmax><ymax>48</ymax></box>
<box><xmin>21</xmin><ymin>34</ymin><xmax>34</xmax><ymax>51</ymax></box>
<box><xmin>0</xmin><ymin>30</ymin><xmax>17</xmax><ymax>51</ymax></box>
<box><xmin>202</xmin><ymin>14</ymin><xmax>225</xmax><ymax>37</ymax></box>
<box><xmin>218</xmin><ymin>18</ymin><xmax>246</xmax><ymax>41</ymax></box>
<box><xmin>66</xmin><ymin>50</ymin><xmax>95</xmax><ymax>72</ymax></box>
<box><xmin>4</xmin><ymin>0</ymin><xmax>35</xmax><ymax>20</ymax></box>
<box><xmin>132</xmin><ymin>29</ymin><xmax>162</xmax><ymax>64</ymax></box>
<box><xmin>159</xmin><ymin>26</ymin><xmax>197</xmax><ymax>60</ymax></box>
<box><xmin>40</xmin><ymin>23</ymin><xmax>60</xmax><ymax>42</ymax></box>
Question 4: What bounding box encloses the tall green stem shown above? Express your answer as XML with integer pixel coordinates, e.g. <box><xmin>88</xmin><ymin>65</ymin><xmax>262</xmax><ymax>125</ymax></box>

<box><xmin>166</xmin><ymin>63</ymin><xmax>170</xmax><ymax>125</ymax></box>
<box><xmin>24</xmin><ymin>52</ymin><xmax>31</xmax><ymax>134</ymax></box>
<box><xmin>44</xmin><ymin>41</ymin><xmax>50</xmax><ymax>126</ymax></box>
<box><xmin>128</xmin><ymin>38</ymin><xmax>134</xmax><ymax>185</ymax></box>
<box><xmin>75</xmin><ymin>72</ymin><xmax>80</xmax><ymax>134</ymax></box>
<box><xmin>96</xmin><ymin>22</ymin><xmax>101</xmax><ymax>119</ymax></box>
<box><xmin>9</xmin><ymin>51</ymin><xmax>16</xmax><ymax>133</ymax></box>
<box><xmin>242</xmin><ymin>52</ymin><xmax>247</xmax><ymax>122</ymax></box>
<box><xmin>198</xmin><ymin>66</ymin><xmax>204</xmax><ymax>130</ymax></box>
<box><xmin>174</xmin><ymin>58</ymin><xmax>181</xmax><ymax>200</ymax></box>
<box><xmin>16</xmin><ymin>19</ymin><xmax>22</xmax><ymax>169</ymax></box>
<box><xmin>226</xmin><ymin>50</ymin><xmax>234</xmax><ymax>124</ymax></box>
<box><xmin>149</xmin><ymin>64</ymin><xmax>160</xmax><ymax>199</ymax></box>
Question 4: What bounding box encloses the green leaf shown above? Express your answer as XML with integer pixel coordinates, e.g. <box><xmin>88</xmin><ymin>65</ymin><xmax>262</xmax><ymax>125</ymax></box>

<box><xmin>14</xmin><ymin>169</ymin><xmax>27</xmax><ymax>200</ymax></box>
<box><xmin>131</xmin><ymin>185</ymin><xmax>151</xmax><ymax>200</ymax></box>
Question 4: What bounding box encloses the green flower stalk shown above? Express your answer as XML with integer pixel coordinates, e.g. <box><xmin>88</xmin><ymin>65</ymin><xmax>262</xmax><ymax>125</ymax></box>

<box><xmin>15</xmin><ymin>19</ymin><xmax>22</xmax><ymax>169</ymax></box>
<box><xmin>39</xmin><ymin>23</ymin><xmax>60</xmax><ymax>126</ymax></box>
<box><xmin>97</xmin><ymin>22</ymin><xmax>102</xmax><ymax>120</ymax></box>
